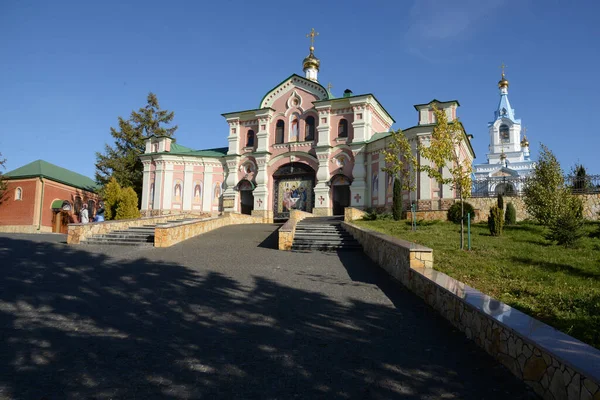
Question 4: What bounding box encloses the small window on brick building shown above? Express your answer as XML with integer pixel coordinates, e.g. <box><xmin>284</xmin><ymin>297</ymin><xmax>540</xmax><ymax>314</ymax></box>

<box><xmin>246</xmin><ymin>130</ymin><xmax>255</xmax><ymax>147</ymax></box>
<box><xmin>15</xmin><ymin>187</ymin><xmax>22</xmax><ymax>200</ymax></box>
<box><xmin>338</xmin><ymin>119</ymin><xmax>348</xmax><ymax>138</ymax></box>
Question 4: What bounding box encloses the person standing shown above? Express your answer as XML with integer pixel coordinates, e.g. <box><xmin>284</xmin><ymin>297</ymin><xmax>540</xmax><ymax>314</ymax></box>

<box><xmin>95</xmin><ymin>203</ymin><xmax>105</xmax><ymax>222</ymax></box>
<box><xmin>80</xmin><ymin>204</ymin><xmax>89</xmax><ymax>224</ymax></box>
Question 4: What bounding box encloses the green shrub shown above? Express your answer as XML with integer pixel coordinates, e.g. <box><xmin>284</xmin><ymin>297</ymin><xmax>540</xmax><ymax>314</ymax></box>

<box><xmin>497</xmin><ymin>193</ymin><xmax>504</xmax><ymax>210</ymax></box>
<box><xmin>488</xmin><ymin>206</ymin><xmax>504</xmax><ymax>236</ymax></box>
<box><xmin>115</xmin><ymin>187</ymin><xmax>141</xmax><ymax>220</ymax></box>
<box><xmin>447</xmin><ymin>201</ymin><xmax>475</xmax><ymax>224</ymax></box>
<box><xmin>546</xmin><ymin>196</ymin><xmax>584</xmax><ymax>247</ymax></box>
<box><xmin>101</xmin><ymin>177</ymin><xmax>140</xmax><ymax>220</ymax></box>
<box><xmin>505</xmin><ymin>202</ymin><xmax>516</xmax><ymax>225</ymax></box>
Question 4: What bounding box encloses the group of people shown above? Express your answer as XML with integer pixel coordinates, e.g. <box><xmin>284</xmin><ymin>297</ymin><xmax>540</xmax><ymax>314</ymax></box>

<box><xmin>79</xmin><ymin>203</ymin><xmax>105</xmax><ymax>224</ymax></box>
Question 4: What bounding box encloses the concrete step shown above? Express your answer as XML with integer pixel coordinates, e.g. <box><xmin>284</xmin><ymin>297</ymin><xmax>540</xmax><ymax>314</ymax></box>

<box><xmin>83</xmin><ymin>236</ymin><xmax>154</xmax><ymax>243</ymax></box>
<box><xmin>291</xmin><ymin>244</ymin><xmax>362</xmax><ymax>252</ymax></box>
<box><xmin>82</xmin><ymin>239</ymin><xmax>153</xmax><ymax>246</ymax></box>
<box><xmin>94</xmin><ymin>233</ymin><xmax>154</xmax><ymax>240</ymax></box>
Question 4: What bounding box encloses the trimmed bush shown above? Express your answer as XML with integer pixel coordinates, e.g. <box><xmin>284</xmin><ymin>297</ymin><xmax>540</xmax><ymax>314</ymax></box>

<box><xmin>497</xmin><ymin>193</ymin><xmax>504</xmax><ymax>210</ymax></box>
<box><xmin>505</xmin><ymin>202</ymin><xmax>516</xmax><ymax>225</ymax></box>
<box><xmin>447</xmin><ymin>201</ymin><xmax>475</xmax><ymax>224</ymax></box>
<box><xmin>488</xmin><ymin>206</ymin><xmax>504</xmax><ymax>236</ymax></box>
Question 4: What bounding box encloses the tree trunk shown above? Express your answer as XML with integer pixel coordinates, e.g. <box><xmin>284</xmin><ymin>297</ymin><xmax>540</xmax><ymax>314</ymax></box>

<box><xmin>460</xmin><ymin>188</ymin><xmax>464</xmax><ymax>250</ymax></box>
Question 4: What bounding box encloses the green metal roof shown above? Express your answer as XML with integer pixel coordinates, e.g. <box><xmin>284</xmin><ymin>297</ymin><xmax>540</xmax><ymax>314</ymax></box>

<box><xmin>413</xmin><ymin>99</ymin><xmax>461</xmax><ymax>110</ymax></box>
<box><xmin>165</xmin><ymin>143</ymin><xmax>229</xmax><ymax>158</ymax></box>
<box><xmin>366</xmin><ymin>131</ymin><xmax>392</xmax><ymax>143</ymax></box>
<box><xmin>4</xmin><ymin>160</ymin><xmax>99</xmax><ymax>192</ymax></box>
<box><xmin>312</xmin><ymin>93</ymin><xmax>396</xmax><ymax>123</ymax></box>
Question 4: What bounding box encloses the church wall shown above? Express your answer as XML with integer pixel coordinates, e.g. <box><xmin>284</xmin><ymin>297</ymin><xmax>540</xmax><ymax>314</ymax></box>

<box><xmin>369</xmin><ymin>106</ymin><xmax>389</xmax><ymax>134</ymax></box>
<box><xmin>329</xmin><ymin>110</ymin><xmax>354</xmax><ymax>146</ymax></box>
<box><xmin>370</xmin><ymin>153</ymin><xmax>380</xmax><ymax>207</ymax></box>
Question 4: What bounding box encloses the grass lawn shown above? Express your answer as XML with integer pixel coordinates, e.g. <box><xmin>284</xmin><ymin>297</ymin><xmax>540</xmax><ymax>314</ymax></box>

<box><xmin>354</xmin><ymin>218</ymin><xmax>600</xmax><ymax>350</ymax></box>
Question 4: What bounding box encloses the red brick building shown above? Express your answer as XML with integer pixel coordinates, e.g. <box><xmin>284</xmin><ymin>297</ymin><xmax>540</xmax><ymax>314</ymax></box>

<box><xmin>0</xmin><ymin>160</ymin><xmax>100</xmax><ymax>233</ymax></box>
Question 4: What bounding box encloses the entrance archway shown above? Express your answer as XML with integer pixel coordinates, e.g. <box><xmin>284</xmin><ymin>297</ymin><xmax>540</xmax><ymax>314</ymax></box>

<box><xmin>273</xmin><ymin>163</ymin><xmax>315</xmax><ymax>220</ymax></box>
<box><xmin>331</xmin><ymin>174</ymin><xmax>351</xmax><ymax>215</ymax></box>
<box><xmin>236</xmin><ymin>179</ymin><xmax>255</xmax><ymax>215</ymax></box>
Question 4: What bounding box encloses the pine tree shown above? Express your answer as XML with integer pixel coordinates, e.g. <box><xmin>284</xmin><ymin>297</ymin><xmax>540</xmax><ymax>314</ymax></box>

<box><xmin>523</xmin><ymin>144</ymin><xmax>567</xmax><ymax>226</ymax></box>
<box><xmin>418</xmin><ymin>105</ymin><xmax>472</xmax><ymax>249</ymax></box>
<box><xmin>381</xmin><ymin>128</ymin><xmax>416</xmax><ymax>220</ymax></box>
<box><xmin>95</xmin><ymin>93</ymin><xmax>177</xmax><ymax>203</ymax></box>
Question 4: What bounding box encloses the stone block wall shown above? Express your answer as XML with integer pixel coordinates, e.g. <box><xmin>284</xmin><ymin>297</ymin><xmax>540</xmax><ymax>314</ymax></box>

<box><xmin>344</xmin><ymin>207</ymin><xmax>366</xmax><ymax>222</ymax></box>
<box><xmin>154</xmin><ymin>213</ymin><xmax>265</xmax><ymax>247</ymax></box>
<box><xmin>343</xmin><ymin>222</ymin><xmax>600</xmax><ymax>400</ymax></box>
<box><xmin>278</xmin><ymin>210</ymin><xmax>313</xmax><ymax>250</ymax></box>
<box><xmin>67</xmin><ymin>213</ymin><xmax>205</xmax><ymax>244</ymax></box>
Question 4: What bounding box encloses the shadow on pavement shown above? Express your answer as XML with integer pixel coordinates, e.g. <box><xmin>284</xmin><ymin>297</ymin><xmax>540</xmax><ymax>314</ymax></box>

<box><xmin>0</xmin><ymin>235</ymin><xmax>535</xmax><ymax>399</ymax></box>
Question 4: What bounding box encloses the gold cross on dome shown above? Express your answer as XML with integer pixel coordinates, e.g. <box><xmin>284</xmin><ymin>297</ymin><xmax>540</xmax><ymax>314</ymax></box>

<box><xmin>327</xmin><ymin>82</ymin><xmax>333</xmax><ymax>91</ymax></box>
<box><xmin>500</xmin><ymin>62</ymin><xmax>507</xmax><ymax>76</ymax></box>
<box><xmin>306</xmin><ymin>28</ymin><xmax>319</xmax><ymax>46</ymax></box>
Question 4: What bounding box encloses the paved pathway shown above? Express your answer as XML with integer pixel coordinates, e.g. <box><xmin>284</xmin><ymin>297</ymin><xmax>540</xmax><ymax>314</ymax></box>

<box><xmin>0</xmin><ymin>226</ymin><xmax>536</xmax><ymax>399</ymax></box>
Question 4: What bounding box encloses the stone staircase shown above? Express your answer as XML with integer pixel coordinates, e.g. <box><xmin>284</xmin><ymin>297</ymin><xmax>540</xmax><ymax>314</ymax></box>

<box><xmin>81</xmin><ymin>218</ymin><xmax>198</xmax><ymax>247</ymax></box>
<box><xmin>292</xmin><ymin>216</ymin><xmax>362</xmax><ymax>252</ymax></box>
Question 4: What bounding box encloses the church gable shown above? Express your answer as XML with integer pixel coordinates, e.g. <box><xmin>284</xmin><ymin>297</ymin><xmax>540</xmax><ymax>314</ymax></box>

<box><xmin>260</xmin><ymin>74</ymin><xmax>328</xmax><ymax>109</ymax></box>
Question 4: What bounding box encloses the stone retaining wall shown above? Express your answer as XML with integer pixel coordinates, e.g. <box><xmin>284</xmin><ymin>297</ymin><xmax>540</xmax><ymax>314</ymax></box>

<box><xmin>343</xmin><ymin>221</ymin><xmax>600</xmax><ymax>400</ymax></box>
<box><xmin>67</xmin><ymin>213</ymin><xmax>207</xmax><ymax>244</ymax></box>
<box><xmin>278</xmin><ymin>210</ymin><xmax>313</xmax><ymax>250</ymax></box>
<box><xmin>154</xmin><ymin>212</ymin><xmax>265</xmax><ymax>247</ymax></box>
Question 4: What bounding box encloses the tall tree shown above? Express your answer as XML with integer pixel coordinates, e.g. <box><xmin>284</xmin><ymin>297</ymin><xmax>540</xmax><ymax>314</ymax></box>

<box><xmin>0</xmin><ymin>153</ymin><xmax>7</xmax><ymax>204</ymax></box>
<box><xmin>381</xmin><ymin>129</ymin><xmax>417</xmax><ymax>221</ymax></box>
<box><xmin>418</xmin><ymin>105</ymin><xmax>472</xmax><ymax>249</ymax></box>
<box><xmin>95</xmin><ymin>93</ymin><xmax>177</xmax><ymax>202</ymax></box>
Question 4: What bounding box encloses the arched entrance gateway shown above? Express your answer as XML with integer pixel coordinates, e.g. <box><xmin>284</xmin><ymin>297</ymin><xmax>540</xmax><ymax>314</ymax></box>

<box><xmin>330</xmin><ymin>174</ymin><xmax>351</xmax><ymax>215</ymax></box>
<box><xmin>273</xmin><ymin>163</ymin><xmax>315</xmax><ymax>220</ymax></box>
<box><xmin>236</xmin><ymin>179</ymin><xmax>255</xmax><ymax>215</ymax></box>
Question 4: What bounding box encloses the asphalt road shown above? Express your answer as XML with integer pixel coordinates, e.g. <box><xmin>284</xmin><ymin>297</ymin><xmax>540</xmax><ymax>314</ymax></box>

<box><xmin>0</xmin><ymin>226</ymin><xmax>536</xmax><ymax>399</ymax></box>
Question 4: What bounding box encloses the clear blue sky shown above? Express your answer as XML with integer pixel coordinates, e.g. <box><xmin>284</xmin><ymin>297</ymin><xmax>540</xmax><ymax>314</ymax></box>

<box><xmin>1</xmin><ymin>0</ymin><xmax>599</xmax><ymax>179</ymax></box>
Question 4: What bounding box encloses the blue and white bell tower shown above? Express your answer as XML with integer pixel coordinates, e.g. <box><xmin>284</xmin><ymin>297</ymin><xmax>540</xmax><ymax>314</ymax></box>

<box><xmin>472</xmin><ymin>66</ymin><xmax>535</xmax><ymax>195</ymax></box>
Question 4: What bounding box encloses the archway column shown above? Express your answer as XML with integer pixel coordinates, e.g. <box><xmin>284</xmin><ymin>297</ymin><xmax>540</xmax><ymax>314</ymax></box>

<box><xmin>312</xmin><ymin>148</ymin><xmax>332</xmax><ymax>216</ymax></box>
<box><xmin>251</xmin><ymin>155</ymin><xmax>272</xmax><ymax>222</ymax></box>
<box><xmin>223</xmin><ymin>158</ymin><xmax>239</xmax><ymax>213</ymax></box>
<box><xmin>349</xmin><ymin>149</ymin><xmax>367</xmax><ymax>209</ymax></box>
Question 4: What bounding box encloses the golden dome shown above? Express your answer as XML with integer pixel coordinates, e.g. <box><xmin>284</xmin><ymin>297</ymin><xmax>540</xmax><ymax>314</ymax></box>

<box><xmin>303</xmin><ymin>47</ymin><xmax>320</xmax><ymax>71</ymax></box>
<box><xmin>521</xmin><ymin>135</ymin><xmax>529</xmax><ymax>147</ymax></box>
<box><xmin>498</xmin><ymin>72</ymin><xmax>509</xmax><ymax>89</ymax></box>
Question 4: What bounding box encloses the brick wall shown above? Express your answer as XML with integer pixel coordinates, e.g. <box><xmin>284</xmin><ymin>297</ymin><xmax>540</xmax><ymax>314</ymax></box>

<box><xmin>0</xmin><ymin>179</ymin><xmax>38</xmax><ymax>227</ymax></box>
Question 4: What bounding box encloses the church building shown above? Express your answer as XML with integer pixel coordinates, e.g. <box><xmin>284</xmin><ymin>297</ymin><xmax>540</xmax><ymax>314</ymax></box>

<box><xmin>472</xmin><ymin>67</ymin><xmax>535</xmax><ymax>196</ymax></box>
<box><xmin>139</xmin><ymin>30</ymin><xmax>475</xmax><ymax>221</ymax></box>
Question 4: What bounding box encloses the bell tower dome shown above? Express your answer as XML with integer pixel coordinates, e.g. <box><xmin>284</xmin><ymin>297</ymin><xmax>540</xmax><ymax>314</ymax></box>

<box><xmin>302</xmin><ymin>28</ymin><xmax>320</xmax><ymax>82</ymax></box>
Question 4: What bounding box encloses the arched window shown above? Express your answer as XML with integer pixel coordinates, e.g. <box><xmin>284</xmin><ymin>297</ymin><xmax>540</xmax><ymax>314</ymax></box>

<box><xmin>74</xmin><ymin>196</ymin><xmax>83</xmax><ymax>215</ymax></box>
<box><xmin>275</xmin><ymin>120</ymin><xmax>285</xmax><ymax>144</ymax></box>
<box><xmin>246</xmin><ymin>130</ymin><xmax>255</xmax><ymax>147</ymax></box>
<box><xmin>15</xmin><ymin>187</ymin><xmax>22</xmax><ymax>200</ymax></box>
<box><xmin>88</xmin><ymin>200</ymin><xmax>96</xmax><ymax>216</ymax></box>
<box><xmin>305</xmin><ymin>116</ymin><xmax>315</xmax><ymax>141</ymax></box>
<box><xmin>338</xmin><ymin>119</ymin><xmax>348</xmax><ymax>138</ymax></box>
<box><xmin>500</xmin><ymin>124</ymin><xmax>510</xmax><ymax>143</ymax></box>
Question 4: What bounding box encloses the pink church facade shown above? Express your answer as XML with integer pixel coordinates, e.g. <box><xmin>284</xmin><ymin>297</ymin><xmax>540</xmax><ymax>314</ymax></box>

<box><xmin>139</xmin><ymin>44</ymin><xmax>474</xmax><ymax>221</ymax></box>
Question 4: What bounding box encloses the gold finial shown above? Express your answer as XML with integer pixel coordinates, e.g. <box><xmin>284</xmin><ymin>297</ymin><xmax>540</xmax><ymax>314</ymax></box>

<box><xmin>306</xmin><ymin>28</ymin><xmax>319</xmax><ymax>49</ymax></box>
<box><xmin>498</xmin><ymin>62</ymin><xmax>509</xmax><ymax>88</ymax></box>
<box><xmin>521</xmin><ymin>127</ymin><xmax>529</xmax><ymax>147</ymax></box>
